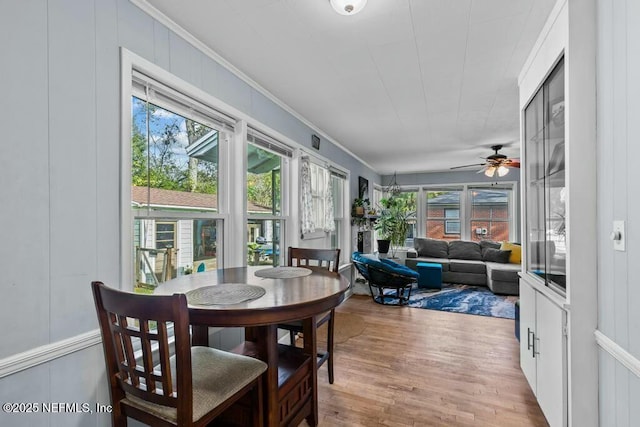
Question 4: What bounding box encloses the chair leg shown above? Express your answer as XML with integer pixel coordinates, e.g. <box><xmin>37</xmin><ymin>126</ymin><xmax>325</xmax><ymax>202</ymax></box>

<box><xmin>112</xmin><ymin>405</ymin><xmax>127</xmax><ymax>427</ymax></box>
<box><xmin>327</xmin><ymin>309</ymin><xmax>335</xmax><ymax>384</ymax></box>
<box><xmin>251</xmin><ymin>377</ymin><xmax>263</xmax><ymax>427</ymax></box>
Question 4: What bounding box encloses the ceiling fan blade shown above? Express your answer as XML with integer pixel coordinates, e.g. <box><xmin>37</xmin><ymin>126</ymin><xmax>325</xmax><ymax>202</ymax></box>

<box><xmin>507</xmin><ymin>160</ymin><xmax>521</xmax><ymax>168</ymax></box>
<box><xmin>450</xmin><ymin>163</ymin><xmax>487</xmax><ymax>170</ymax></box>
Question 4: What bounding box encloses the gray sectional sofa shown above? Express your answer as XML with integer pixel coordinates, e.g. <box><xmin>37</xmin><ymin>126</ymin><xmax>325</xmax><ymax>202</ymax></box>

<box><xmin>404</xmin><ymin>238</ymin><xmax>521</xmax><ymax>295</ymax></box>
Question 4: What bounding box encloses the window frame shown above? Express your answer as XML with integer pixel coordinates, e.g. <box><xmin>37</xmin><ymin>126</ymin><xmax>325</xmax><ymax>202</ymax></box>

<box><xmin>121</xmin><ymin>50</ymin><xmax>232</xmax><ymax>288</ymax></box>
<box><xmin>444</xmin><ymin>208</ymin><xmax>461</xmax><ymax>235</ymax></box>
<box><xmin>245</xmin><ymin>134</ymin><xmax>292</xmax><ymax>267</ymax></box>
<box><xmin>422</xmin><ymin>182</ymin><xmax>517</xmax><ymax>242</ymax></box>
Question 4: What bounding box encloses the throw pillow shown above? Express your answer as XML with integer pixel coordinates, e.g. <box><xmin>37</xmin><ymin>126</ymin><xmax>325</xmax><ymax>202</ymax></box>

<box><xmin>414</xmin><ymin>238</ymin><xmax>449</xmax><ymax>258</ymax></box>
<box><xmin>479</xmin><ymin>240</ymin><xmax>501</xmax><ymax>250</ymax></box>
<box><xmin>482</xmin><ymin>248</ymin><xmax>512</xmax><ymax>263</ymax></box>
<box><xmin>448</xmin><ymin>240</ymin><xmax>482</xmax><ymax>260</ymax></box>
<box><xmin>500</xmin><ymin>242</ymin><xmax>522</xmax><ymax>264</ymax></box>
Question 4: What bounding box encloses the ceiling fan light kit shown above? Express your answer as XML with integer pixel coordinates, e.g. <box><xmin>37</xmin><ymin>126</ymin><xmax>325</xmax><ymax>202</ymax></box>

<box><xmin>330</xmin><ymin>0</ymin><xmax>367</xmax><ymax>15</ymax></box>
<box><xmin>497</xmin><ymin>165</ymin><xmax>510</xmax><ymax>177</ymax></box>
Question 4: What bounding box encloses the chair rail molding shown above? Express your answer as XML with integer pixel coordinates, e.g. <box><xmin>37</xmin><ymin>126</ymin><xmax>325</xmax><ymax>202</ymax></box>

<box><xmin>0</xmin><ymin>329</ymin><xmax>102</xmax><ymax>378</ymax></box>
<box><xmin>595</xmin><ymin>330</ymin><xmax>640</xmax><ymax>378</ymax></box>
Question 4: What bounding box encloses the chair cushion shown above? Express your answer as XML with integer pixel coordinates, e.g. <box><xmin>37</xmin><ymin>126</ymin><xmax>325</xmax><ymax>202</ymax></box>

<box><xmin>448</xmin><ymin>241</ymin><xmax>482</xmax><ymax>260</ymax></box>
<box><xmin>124</xmin><ymin>346</ymin><xmax>267</xmax><ymax>423</ymax></box>
<box><xmin>413</xmin><ymin>238</ymin><xmax>449</xmax><ymax>258</ymax></box>
<box><xmin>379</xmin><ymin>258</ymin><xmax>420</xmax><ymax>279</ymax></box>
<box><xmin>482</xmin><ymin>248</ymin><xmax>512</xmax><ymax>263</ymax></box>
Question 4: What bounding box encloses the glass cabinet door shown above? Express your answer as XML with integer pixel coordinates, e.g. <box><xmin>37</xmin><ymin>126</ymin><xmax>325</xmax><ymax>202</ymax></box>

<box><xmin>524</xmin><ymin>57</ymin><xmax>566</xmax><ymax>292</ymax></box>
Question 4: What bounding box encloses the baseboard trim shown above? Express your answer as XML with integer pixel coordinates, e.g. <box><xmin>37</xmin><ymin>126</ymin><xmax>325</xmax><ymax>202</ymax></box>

<box><xmin>595</xmin><ymin>329</ymin><xmax>640</xmax><ymax>378</ymax></box>
<box><xmin>0</xmin><ymin>329</ymin><xmax>102</xmax><ymax>378</ymax></box>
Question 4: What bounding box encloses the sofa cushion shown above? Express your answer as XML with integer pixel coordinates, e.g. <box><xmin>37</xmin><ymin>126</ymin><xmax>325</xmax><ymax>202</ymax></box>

<box><xmin>448</xmin><ymin>241</ymin><xmax>482</xmax><ymax>260</ymax></box>
<box><xmin>448</xmin><ymin>259</ymin><xmax>486</xmax><ymax>274</ymax></box>
<box><xmin>405</xmin><ymin>257</ymin><xmax>450</xmax><ymax>272</ymax></box>
<box><xmin>482</xmin><ymin>248</ymin><xmax>512</xmax><ymax>263</ymax></box>
<box><xmin>485</xmin><ymin>261</ymin><xmax>521</xmax><ymax>282</ymax></box>
<box><xmin>414</xmin><ymin>238</ymin><xmax>449</xmax><ymax>258</ymax></box>
<box><xmin>500</xmin><ymin>242</ymin><xmax>522</xmax><ymax>264</ymax></box>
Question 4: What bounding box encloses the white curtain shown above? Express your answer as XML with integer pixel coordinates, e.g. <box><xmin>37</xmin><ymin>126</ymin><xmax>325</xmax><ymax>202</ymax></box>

<box><xmin>323</xmin><ymin>171</ymin><xmax>335</xmax><ymax>232</ymax></box>
<box><xmin>300</xmin><ymin>157</ymin><xmax>315</xmax><ymax>234</ymax></box>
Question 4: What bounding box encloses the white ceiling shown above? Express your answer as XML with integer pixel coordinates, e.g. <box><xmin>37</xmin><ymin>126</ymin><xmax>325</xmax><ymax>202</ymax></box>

<box><xmin>144</xmin><ymin>0</ymin><xmax>556</xmax><ymax>174</ymax></box>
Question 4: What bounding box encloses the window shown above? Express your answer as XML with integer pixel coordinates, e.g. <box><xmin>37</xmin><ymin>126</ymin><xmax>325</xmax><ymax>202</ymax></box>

<box><xmin>246</xmin><ymin>128</ymin><xmax>291</xmax><ymax>266</ymax></box>
<box><xmin>155</xmin><ymin>222</ymin><xmax>176</xmax><ymax>249</ymax></box>
<box><xmin>424</xmin><ymin>185</ymin><xmax>515</xmax><ymax>242</ymax></box>
<box><xmin>444</xmin><ymin>209</ymin><xmax>460</xmax><ymax>235</ymax></box>
<box><xmin>469</xmin><ymin>187</ymin><xmax>511</xmax><ymax>242</ymax></box>
<box><xmin>426</xmin><ymin>189</ymin><xmax>462</xmax><ymax>240</ymax></box>
<box><xmin>130</xmin><ymin>73</ymin><xmax>232</xmax><ymax>290</ymax></box>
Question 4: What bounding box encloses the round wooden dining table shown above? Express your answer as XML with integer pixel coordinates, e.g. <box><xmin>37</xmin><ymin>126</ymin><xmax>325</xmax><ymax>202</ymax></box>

<box><xmin>154</xmin><ymin>266</ymin><xmax>350</xmax><ymax>427</ymax></box>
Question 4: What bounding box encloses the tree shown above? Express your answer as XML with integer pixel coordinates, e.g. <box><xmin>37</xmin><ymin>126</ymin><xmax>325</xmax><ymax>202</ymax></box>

<box><xmin>131</xmin><ymin>98</ymin><xmax>218</xmax><ymax>195</ymax></box>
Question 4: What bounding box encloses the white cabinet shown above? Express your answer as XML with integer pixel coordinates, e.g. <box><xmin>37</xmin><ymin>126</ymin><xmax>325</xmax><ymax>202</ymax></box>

<box><xmin>520</xmin><ymin>279</ymin><xmax>567</xmax><ymax>427</ymax></box>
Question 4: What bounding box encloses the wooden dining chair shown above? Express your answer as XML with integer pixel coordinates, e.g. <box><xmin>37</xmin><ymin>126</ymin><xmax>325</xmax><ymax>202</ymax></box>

<box><xmin>91</xmin><ymin>281</ymin><xmax>267</xmax><ymax>427</ymax></box>
<box><xmin>278</xmin><ymin>247</ymin><xmax>341</xmax><ymax>384</ymax></box>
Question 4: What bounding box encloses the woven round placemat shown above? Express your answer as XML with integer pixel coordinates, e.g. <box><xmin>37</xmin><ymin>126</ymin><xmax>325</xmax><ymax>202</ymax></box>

<box><xmin>185</xmin><ymin>283</ymin><xmax>265</xmax><ymax>306</ymax></box>
<box><xmin>254</xmin><ymin>266</ymin><xmax>312</xmax><ymax>279</ymax></box>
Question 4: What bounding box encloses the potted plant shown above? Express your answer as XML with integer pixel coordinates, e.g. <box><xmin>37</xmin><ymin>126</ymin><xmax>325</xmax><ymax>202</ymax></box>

<box><xmin>247</xmin><ymin>242</ymin><xmax>262</xmax><ymax>265</ymax></box>
<box><xmin>351</xmin><ymin>197</ymin><xmax>369</xmax><ymax>217</ymax></box>
<box><xmin>375</xmin><ymin>197</ymin><xmax>412</xmax><ymax>259</ymax></box>
<box><xmin>373</xmin><ymin>207</ymin><xmax>392</xmax><ymax>256</ymax></box>
<box><xmin>351</xmin><ymin>198</ymin><xmax>371</xmax><ymax>228</ymax></box>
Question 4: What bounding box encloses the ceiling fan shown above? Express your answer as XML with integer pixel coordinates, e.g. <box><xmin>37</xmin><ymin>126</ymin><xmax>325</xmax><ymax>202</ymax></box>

<box><xmin>450</xmin><ymin>145</ymin><xmax>520</xmax><ymax>177</ymax></box>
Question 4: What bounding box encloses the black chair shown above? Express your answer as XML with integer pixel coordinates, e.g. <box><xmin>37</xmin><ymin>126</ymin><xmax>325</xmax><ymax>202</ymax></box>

<box><xmin>352</xmin><ymin>255</ymin><xmax>418</xmax><ymax>305</ymax></box>
<box><xmin>277</xmin><ymin>247</ymin><xmax>341</xmax><ymax>384</ymax></box>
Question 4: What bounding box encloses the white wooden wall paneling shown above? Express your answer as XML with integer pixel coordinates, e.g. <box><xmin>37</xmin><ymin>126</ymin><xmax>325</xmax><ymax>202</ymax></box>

<box><xmin>48</xmin><ymin>0</ymin><xmax>98</xmax><ymax>342</ymax></box>
<box><xmin>596</xmin><ymin>0</ymin><xmax>640</xmax><ymax>425</ymax></box>
<box><xmin>95</xmin><ymin>0</ymin><xmax>121</xmax><ymax>288</ymax></box>
<box><xmin>0</xmin><ymin>0</ymin><xmax>51</xmax><ymax>358</ymax></box>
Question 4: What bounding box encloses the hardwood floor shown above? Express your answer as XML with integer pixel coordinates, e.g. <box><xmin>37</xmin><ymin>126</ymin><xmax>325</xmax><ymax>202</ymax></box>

<box><xmin>310</xmin><ymin>295</ymin><xmax>548</xmax><ymax>427</ymax></box>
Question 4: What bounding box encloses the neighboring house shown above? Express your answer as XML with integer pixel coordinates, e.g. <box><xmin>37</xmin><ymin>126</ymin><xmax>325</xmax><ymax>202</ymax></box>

<box><xmin>426</xmin><ymin>190</ymin><xmax>510</xmax><ymax>242</ymax></box>
<box><xmin>131</xmin><ymin>186</ymin><xmax>272</xmax><ymax>281</ymax></box>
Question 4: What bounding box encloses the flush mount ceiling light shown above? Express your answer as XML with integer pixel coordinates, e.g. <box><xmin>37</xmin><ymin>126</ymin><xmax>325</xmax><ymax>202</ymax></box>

<box><xmin>330</xmin><ymin>0</ymin><xmax>367</xmax><ymax>15</ymax></box>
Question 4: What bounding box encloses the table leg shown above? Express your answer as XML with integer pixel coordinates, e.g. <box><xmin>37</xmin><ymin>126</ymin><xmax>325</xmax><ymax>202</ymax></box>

<box><xmin>302</xmin><ymin>316</ymin><xmax>318</xmax><ymax>427</ymax></box>
<box><xmin>249</xmin><ymin>325</ymin><xmax>279</xmax><ymax>427</ymax></box>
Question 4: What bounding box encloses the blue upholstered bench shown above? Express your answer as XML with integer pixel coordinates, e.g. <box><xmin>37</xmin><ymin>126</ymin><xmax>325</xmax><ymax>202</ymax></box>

<box><xmin>416</xmin><ymin>262</ymin><xmax>442</xmax><ymax>289</ymax></box>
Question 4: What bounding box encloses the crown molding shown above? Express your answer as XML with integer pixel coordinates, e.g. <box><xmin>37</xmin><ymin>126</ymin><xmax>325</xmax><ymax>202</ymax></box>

<box><xmin>129</xmin><ymin>0</ymin><xmax>376</xmax><ymax>173</ymax></box>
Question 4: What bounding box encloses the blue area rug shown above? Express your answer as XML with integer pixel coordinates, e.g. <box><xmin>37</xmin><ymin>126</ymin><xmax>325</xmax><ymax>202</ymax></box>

<box><xmin>385</xmin><ymin>284</ymin><xmax>516</xmax><ymax>319</ymax></box>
